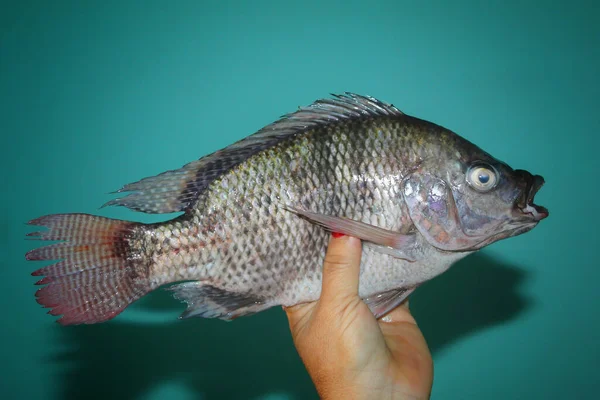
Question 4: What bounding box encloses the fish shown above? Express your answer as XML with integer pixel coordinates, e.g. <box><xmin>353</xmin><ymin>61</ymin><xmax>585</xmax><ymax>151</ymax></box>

<box><xmin>25</xmin><ymin>93</ymin><xmax>549</xmax><ymax>325</ymax></box>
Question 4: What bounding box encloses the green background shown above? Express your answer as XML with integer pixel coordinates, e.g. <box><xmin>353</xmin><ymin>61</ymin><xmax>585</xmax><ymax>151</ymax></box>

<box><xmin>2</xmin><ymin>1</ymin><xmax>598</xmax><ymax>399</ymax></box>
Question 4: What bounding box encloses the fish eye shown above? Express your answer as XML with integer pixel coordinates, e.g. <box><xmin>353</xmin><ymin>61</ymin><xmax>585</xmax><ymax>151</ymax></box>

<box><xmin>467</xmin><ymin>164</ymin><xmax>498</xmax><ymax>192</ymax></box>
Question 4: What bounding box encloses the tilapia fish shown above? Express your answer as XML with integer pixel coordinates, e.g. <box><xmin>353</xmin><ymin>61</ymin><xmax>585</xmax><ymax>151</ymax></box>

<box><xmin>26</xmin><ymin>93</ymin><xmax>548</xmax><ymax>325</ymax></box>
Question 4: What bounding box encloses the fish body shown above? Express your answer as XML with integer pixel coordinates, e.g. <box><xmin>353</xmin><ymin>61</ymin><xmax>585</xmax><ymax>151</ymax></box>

<box><xmin>26</xmin><ymin>93</ymin><xmax>548</xmax><ymax>325</ymax></box>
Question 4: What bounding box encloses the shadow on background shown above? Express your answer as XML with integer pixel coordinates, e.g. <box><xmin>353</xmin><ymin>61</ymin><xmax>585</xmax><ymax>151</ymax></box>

<box><xmin>412</xmin><ymin>252</ymin><xmax>532</xmax><ymax>354</ymax></box>
<box><xmin>50</xmin><ymin>252</ymin><xmax>531</xmax><ymax>400</ymax></box>
<box><xmin>51</xmin><ymin>309</ymin><xmax>315</xmax><ymax>400</ymax></box>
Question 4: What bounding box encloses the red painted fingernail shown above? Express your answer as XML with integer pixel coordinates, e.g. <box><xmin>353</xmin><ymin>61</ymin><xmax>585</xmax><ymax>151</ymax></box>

<box><xmin>332</xmin><ymin>232</ymin><xmax>345</xmax><ymax>238</ymax></box>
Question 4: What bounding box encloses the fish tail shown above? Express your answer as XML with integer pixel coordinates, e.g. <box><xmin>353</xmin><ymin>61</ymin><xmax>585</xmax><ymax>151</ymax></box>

<box><xmin>26</xmin><ymin>213</ymin><xmax>150</xmax><ymax>325</ymax></box>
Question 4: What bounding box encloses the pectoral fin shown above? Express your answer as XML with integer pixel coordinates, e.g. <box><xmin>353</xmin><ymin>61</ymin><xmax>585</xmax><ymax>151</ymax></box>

<box><xmin>285</xmin><ymin>206</ymin><xmax>419</xmax><ymax>262</ymax></box>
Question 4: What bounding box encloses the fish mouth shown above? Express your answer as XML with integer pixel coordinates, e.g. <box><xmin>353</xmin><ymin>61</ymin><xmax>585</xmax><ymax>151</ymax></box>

<box><xmin>514</xmin><ymin>171</ymin><xmax>549</xmax><ymax>222</ymax></box>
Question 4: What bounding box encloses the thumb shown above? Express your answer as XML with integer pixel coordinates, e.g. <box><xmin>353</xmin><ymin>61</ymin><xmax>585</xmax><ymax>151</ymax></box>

<box><xmin>319</xmin><ymin>234</ymin><xmax>362</xmax><ymax>304</ymax></box>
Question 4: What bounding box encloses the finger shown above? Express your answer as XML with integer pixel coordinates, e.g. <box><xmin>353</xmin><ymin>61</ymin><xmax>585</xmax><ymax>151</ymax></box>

<box><xmin>320</xmin><ymin>234</ymin><xmax>362</xmax><ymax>303</ymax></box>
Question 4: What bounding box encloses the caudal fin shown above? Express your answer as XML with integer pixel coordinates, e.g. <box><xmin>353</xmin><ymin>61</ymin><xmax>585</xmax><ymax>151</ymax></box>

<box><xmin>26</xmin><ymin>214</ymin><xmax>150</xmax><ymax>325</ymax></box>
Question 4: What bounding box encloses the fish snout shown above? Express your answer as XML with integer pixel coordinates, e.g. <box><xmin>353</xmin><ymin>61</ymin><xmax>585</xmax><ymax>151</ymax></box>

<box><xmin>514</xmin><ymin>170</ymin><xmax>549</xmax><ymax>221</ymax></box>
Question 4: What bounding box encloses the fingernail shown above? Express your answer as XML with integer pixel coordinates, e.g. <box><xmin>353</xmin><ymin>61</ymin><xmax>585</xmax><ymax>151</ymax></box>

<box><xmin>332</xmin><ymin>232</ymin><xmax>345</xmax><ymax>238</ymax></box>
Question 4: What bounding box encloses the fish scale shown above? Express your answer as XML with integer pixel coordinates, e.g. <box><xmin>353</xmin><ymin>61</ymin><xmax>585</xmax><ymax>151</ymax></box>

<box><xmin>144</xmin><ymin>117</ymin><xmax>446</xmax><ymax>310</ymax></box>
<box><xmin>26</xmin><ymin>93</ymin><xmax>548</xmax><ymax>325</ymax></box>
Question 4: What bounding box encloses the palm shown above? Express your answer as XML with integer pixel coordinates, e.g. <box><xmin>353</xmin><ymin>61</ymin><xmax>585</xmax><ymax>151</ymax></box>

<box><xmin>285</xmin><ymin>235</ymin><xmax>433</xmax><ymax>399</ymax></box>
<box><xmin>286</xmin><ymin>299</ymin><xmax>432</xmax><ymax>400</ymax></box>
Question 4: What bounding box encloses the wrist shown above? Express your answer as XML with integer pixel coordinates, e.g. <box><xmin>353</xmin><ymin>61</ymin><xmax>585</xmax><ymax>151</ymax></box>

<box><xmin>313</xmin><ymin>373</ymin><xmax>429</xmax><ymax>400</ymax></box>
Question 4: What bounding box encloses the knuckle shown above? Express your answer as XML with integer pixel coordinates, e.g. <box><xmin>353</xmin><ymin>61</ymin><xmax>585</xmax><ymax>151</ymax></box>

<box><xmin>324</xmin><ymin>252</ymin><xmax>351</xmax><ymax>271</ymax></box>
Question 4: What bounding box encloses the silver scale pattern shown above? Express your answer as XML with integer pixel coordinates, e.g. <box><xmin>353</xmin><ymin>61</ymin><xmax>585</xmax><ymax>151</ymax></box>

<box><xmin>139</xmin><ymin>116</ymin><xmax>464</xmax><ymax>315</ymax></box>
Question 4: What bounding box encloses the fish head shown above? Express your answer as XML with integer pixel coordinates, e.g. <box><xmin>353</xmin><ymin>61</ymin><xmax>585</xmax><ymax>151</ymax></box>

<box><xmin>403</xmin><ymin>144</ymin><xmax>548</xmax><ymax>251</ymax></box>
<box><xmin>450</xmin><ymin>153</ymin><xmax>548</xmax><ymax>245</ymax></box>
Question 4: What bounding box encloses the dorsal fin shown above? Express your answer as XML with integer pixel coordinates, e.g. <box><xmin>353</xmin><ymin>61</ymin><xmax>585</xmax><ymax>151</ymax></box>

<box><xmin>104</xmin><ymin>93</ymin><xmax>404</xmax><ymax>214</ymax></box>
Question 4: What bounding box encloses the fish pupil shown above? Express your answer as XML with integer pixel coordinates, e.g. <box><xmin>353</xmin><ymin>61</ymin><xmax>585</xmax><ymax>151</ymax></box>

<box><xmin>478</xmin><ymin>173</ymin><xmax>490</xmax><ymax>184</ymax></box>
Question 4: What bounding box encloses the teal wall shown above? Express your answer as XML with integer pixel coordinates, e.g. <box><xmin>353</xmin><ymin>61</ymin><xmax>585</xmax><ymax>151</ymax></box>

<box><xmin>2</xmin><ymin>1</ymin><xmax>598</xmax><ymax>399</ymax></box>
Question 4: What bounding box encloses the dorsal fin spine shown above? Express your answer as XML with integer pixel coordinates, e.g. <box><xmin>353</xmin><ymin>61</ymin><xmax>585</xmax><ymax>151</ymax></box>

<box><xmin>104</xmin><ymin>93</ymin><xmax>404</xmax><ymax>214</ymax></box>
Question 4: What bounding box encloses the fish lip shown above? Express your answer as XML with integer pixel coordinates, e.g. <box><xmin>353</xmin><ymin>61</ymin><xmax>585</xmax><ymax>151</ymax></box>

<box><xmin>515</xmin><ymin>174</ymin><xmax>549</xmax><ymax>221</ymax></box>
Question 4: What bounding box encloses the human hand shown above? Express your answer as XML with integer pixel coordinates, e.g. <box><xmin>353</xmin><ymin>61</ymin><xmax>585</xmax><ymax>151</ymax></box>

<box><xmin>284</xmin><ymin>234</ymin><xmax>433</xmax><ymax>400</ymax></box>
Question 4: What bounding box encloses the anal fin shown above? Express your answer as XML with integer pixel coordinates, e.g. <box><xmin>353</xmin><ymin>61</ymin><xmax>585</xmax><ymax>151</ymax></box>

<box><xmin>168</xmin><ymin>282</ymin><xmax>270</xmax><ymax>321</ymax></box>
<box><xmin>363</xmin><ymin>287</ymin><xmax>416</xmax><ymax>319</ymax></box>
